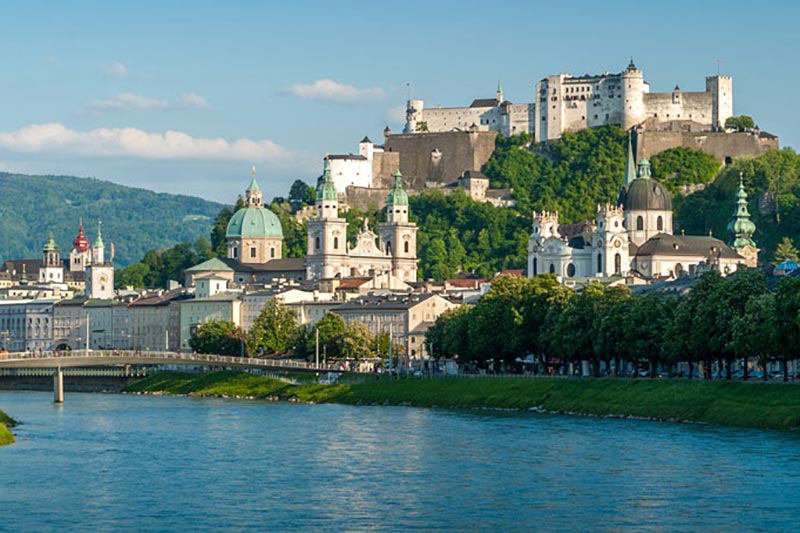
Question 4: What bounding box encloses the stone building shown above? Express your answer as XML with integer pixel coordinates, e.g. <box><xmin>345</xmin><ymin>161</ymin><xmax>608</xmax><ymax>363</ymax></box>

<box><xmin>327</xmin><ymin>136</ymin><xmax>400</xmax><ymax>191</ymax></box>
<box><xmin>306</xmin><ymin>160</ymin><xmax>418</xmax><ymax>282</ymax></box>
<box><xmin>333</xmin><ymin>293</ymin><xmax>458</xmax><ymax>362</ymax></box>
<box><xmin>403</xmin><ymin>82</ymin><xmax>534</xmax><ymax>137</ymax></box>
<box><xmin>535</xmin><ymin>59</ymin><xmax>733</xmax><ymax>142</ymax></box>
<box><xmin>528</xmin><ymin>138</ymin><xmax>755</xmax><ymax>282</ymax></box>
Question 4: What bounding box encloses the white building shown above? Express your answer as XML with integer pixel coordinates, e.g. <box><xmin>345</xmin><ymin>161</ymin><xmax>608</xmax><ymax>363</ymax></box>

<box><xmin>528</xmin><ymin>138</ymin><xmax>753</xmax><ymax>282</ymax></box>
<box><xmin>535</xmin><ymin>59</ymin><xmax>733</xmax><ymax>142</ymax></box>
<box><xmin>404</xmin><ymin>82</ymin><xmax>534</xmax><ymax>137</ymax></box>
<box><xmin>0</xmin><ymin>299</ymin><xmax>56</xmax><ymax>352</ymax></box>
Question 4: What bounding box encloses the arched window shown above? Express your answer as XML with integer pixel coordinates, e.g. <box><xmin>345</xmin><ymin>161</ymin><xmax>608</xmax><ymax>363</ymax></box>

<box><xmin>334</xmin><ymin>237</ymin><xmax>339</xmax><ymax>250</ymax></box>
<box><xmin>250</xmin><ymin>247</ymin><xmax>257</xmax><ymax>258</ymax></box>
<box><xmin>315</xmin><ymin>236</ymin><xmax>320</xmax><ymax>251</ymax></box>
<box><xmin>404</xmin><ymin>241</ymin><xmax>409</xmax><ymax>254</ymax></box>
<box><xmin>270</xmin><ymin>247</ymin><xmax>275</xmax><ymax>258</ymax></box>
<box><xmin>232</xmin><ymin>247</ymin><xmax>238</xmax><ymax>259</ymax></box>
<box><xmin>657</xmin><ymin>216</ymin><xmax>664</xmax><ymax>231</ymax></box>
<box><xmin>614</xmin><ymin>253</ymin><xmax>622</xmax><ymax>275</ymax></box>
<box><xmin>636</xmin><ymin>216</ymin><xmax>644</xmax><ymax>231</ymax></box>
<box><xmin>566</xmin><ymin>263</ymin><xmax>576</xmax><ymax>277</ymax></box>
<box><xmin>386</xmin><ymin>242</ymin><xmax>392</xmax><ymax>255</ymax></box>
<box><xmin>549</xmin><ymin>264</ymin><xmax>555</xmax><ymax>274</ymax></box>
<box><xmin>597</xmin><ymin>253</ymin><xmax>602</xmax><ymax>274</ymax></box>
<box><xmin>533</xmin><ymin>257</ymin><xmax>538</xmax><ymax>276</ymax></box>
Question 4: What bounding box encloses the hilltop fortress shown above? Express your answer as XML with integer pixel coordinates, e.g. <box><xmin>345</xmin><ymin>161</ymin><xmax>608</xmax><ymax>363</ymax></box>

<box><xmin>335</xmin><ymin>60</ymin><xmax>776</xmax><ymax>210</ymax></box>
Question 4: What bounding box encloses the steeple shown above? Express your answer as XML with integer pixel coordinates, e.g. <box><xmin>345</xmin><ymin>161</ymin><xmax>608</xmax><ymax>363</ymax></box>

<box><xmin>728</xmin><ymin>173</ymin><xmax>757</xmax><ymax>248</ymax></box>
<box><xmin>623</xmin><ymin>133</ymin><xmax>637</xmax><ymax>187</ymax></box>
<box><xmin>316</xmin><ymin>158</ymin><xmax>338</xmax><ymax>202</ymax></box>
<box><xmin>93</xmin><ymin>220</ymin><xmax>105</xmax><ymax>265</ymax></box>
<box><xmin>246</xmin><ymin>166</ymin><xmax>263</xmax><ymax>208</ymax></box>
<box><xmin>386</xmin><ymin>171</ymin><xmax>409</xmax><ymax>207</ymax></box>
<box><xmin>627</xmin><ymin>56</ymin><xmax>637</xmax><ymax>71</ymax></box>
<box><xmin>496</xmin><ymin>79</ymin><xmax>503</xmax><ymax>103</ymax></box>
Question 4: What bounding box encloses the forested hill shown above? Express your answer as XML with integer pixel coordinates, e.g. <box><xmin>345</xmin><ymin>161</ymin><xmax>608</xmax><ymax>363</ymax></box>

<box><xmin>0</xmin><ymin>172</ymin><xmax>223</xmax><ymax>267</ymax></box>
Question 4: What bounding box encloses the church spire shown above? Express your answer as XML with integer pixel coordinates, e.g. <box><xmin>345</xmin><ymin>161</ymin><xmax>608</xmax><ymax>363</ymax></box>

<box><xmin>94</xmin><ymin>220</ymin><xmax>104</xmax><ymax>249</ymax></box>
<box><xmin>245</xmin><ymin>166</ymin><xmax>263</xmax><ymax>208</ymax></box>
<box><xmin>728</xmin><ymin>173</ymin><xmax>757</xmax><ymax>248</ymax></box>
<box><xmin>623</xmin><ymin>133</ymin><xmax>636</xmax><ymax>188</ymax></box>
<box><xmin>317</xmin><ymin>157</ymin><xmax>338</xmax><ymax>202</ymax></box>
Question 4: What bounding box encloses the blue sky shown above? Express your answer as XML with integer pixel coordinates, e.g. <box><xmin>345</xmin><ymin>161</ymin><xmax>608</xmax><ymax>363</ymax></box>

<box><xmin>0</xmin><ymin>0</ymin><xmax>797</xmax><ymax>203</ymax></box>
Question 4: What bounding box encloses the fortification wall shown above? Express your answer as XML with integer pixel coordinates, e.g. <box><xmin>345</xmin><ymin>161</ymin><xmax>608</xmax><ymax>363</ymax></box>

<box><xmin>420</xmin><ymin>107</ymin><xmax>498</xmax><ymax>133</ymax></box>
<box><xmin>384</xmin><ymin>131</ymin><xmax>498</xmax><ymax>189</ymax></box>
<box><xmin>643</xmin><ymin>92</ymin><xmax>713</xmax><ymax>125</ymax></box>
<box><xmin>636</xmin><ymin>130</ymin><xmax>778</xmax><ymax>162</ymax></box>
<box><xmin>371</xmin><ymin>151</ymin><xmax>400</xmax><ymax>189</ymax></box>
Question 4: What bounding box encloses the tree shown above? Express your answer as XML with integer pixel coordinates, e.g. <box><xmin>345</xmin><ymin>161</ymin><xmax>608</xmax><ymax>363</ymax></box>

<box><xmin>309</xmin><ymin>312</ymin><xmax>346</xmax><ymax>360</ymax></box>
<box><xmin>288</xmin><ymin>179</ymin><xmax>315</xmax><ymax>211</ymax></box>
<box><xmin>189</xmin><ymin>319</ymin><xmax>244</xmax><ymax>356</ymax></box>
<box><xmin>650</xmin><ymin>147</ymin><xmax>721</xmax><ymax>193</ymax></box>
<box><xmin>774</xmin><ymin>277</ymin><xmax>800</xmax><ymax>381</ymax></box>
<box><xmin>774</xmin><ymin>237</ymin><xmax>799</xmax><ymax>264</ymax></box>
<box><xmin>725</xmin><ymin>115</ymin><xmax>755</xmax><ymax>132</ymax></box>
<box><xmin>733</xmin><ymin>293</ymin><xmax>778</xmax><ymax>380</ymax></box>
<box><xmin>247</xmin><ymin>299</ymin><xmax>301</xmax><ymax>355</ymax></box>
<box><xmin>339</xmin><ymin>322</ymin><xmax>375</xmax><ymax>360</ymax></box>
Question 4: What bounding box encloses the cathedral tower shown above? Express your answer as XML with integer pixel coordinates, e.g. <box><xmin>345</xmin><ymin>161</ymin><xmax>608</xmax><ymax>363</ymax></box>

<box><xmin>39</xmin><ymin>232</ymin><xmax>64</xmax><ymax>283</ymax></box>
<box><xmin>306</xmin><ymin>158</ymin><xmax>349</xmax><ymax>280</ymax></box>
<box><xmin>594</xmin><ymin>204</ymin><xmax>629</xmax><ymax>277</ymax></box>
<box><xmin>69</xmin><ymin>220</ymin><xmax>91</xmax><ymax>272</ymax></box>
<box><xmin>225</xmin><ymin>167</ymin><xmax>283</xmax><ymax>263</ymax></box>
<box><xmin>379</xmin><ymin>171</ymin><xmax>418</xmax><ymax>282</ymax></box>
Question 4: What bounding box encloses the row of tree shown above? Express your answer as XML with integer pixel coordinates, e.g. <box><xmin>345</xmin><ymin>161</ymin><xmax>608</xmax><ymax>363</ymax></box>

<box><xmin>425</xmin><ymin>271</ymin><xmax>800</xmax><ymax>380</ymax></box>
<box><xmin>188</xmin><ymin>300</ymin><xmax>404</xmax><ymax>362</ymax></box>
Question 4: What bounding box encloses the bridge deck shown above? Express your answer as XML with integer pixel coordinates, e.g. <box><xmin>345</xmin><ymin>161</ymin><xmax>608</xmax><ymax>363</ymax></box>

<box><xmin>0</xmin><ymin>350</ymin><xmax>343</xmax><ymax>373</ymax></box>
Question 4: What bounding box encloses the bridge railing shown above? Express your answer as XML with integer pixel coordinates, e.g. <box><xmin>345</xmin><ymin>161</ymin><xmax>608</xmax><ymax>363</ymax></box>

<box><xmin>0</xmin><ymin>349</ymin><xmax>346</xmax><ymax>372</ymax></box>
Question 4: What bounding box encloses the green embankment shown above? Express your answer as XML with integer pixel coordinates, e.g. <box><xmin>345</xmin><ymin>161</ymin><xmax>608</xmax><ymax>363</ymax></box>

<box><xmin>125</xmin><ymin>372</ymin><xmax>800</xmax><ymax>431</ymax></box>
<box><xmin>0</xmin><ymin>409</ymin><xmax>17</xmax><ymax>445</ymax></box>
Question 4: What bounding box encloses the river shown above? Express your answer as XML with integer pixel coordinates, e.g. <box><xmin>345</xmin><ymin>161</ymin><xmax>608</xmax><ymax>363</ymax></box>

<box><xmin>1</xmin><ymin>391</ymin><xmax>799</xmax><ymax>532</ymax></box>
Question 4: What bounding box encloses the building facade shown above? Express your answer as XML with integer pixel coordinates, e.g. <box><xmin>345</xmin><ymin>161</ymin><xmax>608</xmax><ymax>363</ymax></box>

<box><xmin>306</xmin><ymin>160</ymin><xmax>418</xmax><ymax>282</ymax></box>
<box><xmin>535</xmin><ymin>59</ymin><xmax>733</xmax><ymax>142</ymax></box>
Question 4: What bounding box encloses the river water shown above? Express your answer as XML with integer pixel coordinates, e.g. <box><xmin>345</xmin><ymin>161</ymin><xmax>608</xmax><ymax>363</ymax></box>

<box><xmin>1</xmin><ymin>392</ymin><xmax>799</xmax><ymax>532</ymax></box>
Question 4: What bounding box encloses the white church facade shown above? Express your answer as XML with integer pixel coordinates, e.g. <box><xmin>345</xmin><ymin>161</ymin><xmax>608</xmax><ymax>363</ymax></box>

<box><xmin>528</xmin><ymin>138</ymin><xmax>757</xmax><ymax>282</ymax></box>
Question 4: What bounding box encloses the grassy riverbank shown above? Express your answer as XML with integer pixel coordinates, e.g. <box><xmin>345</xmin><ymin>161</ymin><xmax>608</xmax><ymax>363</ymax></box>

<box><xmin>125</xmin><ymin>372</ymin><xmax>800</xmax><ymax>431</ymax></box>
<box><xmin>0</xmin><ymin>409</ymin><xmax>17</xmax><ymax>445</ymax></box>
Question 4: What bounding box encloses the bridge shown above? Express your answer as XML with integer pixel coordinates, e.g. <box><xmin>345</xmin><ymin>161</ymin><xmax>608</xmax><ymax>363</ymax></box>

<box><xmin>0</xmin><ymin>350</ymin><xmax>344</xmax><ymax>403</ymax></box>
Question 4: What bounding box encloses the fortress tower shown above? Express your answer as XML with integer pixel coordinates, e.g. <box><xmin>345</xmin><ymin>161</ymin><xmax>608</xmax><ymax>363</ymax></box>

<box><xmin>706</xmin><ymin>75</ymin><xmax>733</xmax><ymax>130</ymax></box>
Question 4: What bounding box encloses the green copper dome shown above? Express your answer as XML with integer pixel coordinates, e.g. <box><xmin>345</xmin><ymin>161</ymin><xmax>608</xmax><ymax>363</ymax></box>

<box><xmin>387</xmin><ymin>171</ymin><xmax>409</xmax><ymax>206</ymax></box>
<box><xmin>317</xmin><ymin>158</ymin><xmax>338</xmax><ymax>202</ymax></box>
<box><xmin>43</xmin><ymin>232</ymin><xmax>59</xmax><ymax>252</ymax></box>
<box><xmin>226</xmin><ymin>206</ymin><xmax>283</xmax><ymax>239</ymax></box>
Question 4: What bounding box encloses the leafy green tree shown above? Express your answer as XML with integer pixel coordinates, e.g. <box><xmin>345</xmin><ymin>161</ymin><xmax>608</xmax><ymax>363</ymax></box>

<box><xmin>733</xmin><ymin>293</ymin><xmax>778</xmax><ymax>380</ymax></box>
<box><xmin>774</xmin><ymin>277</ymin><xmax>800</xmax><ymax>381</ymax></box>
<box><xmin>650</xmin><ymin>147</ymin><xmax>721</xmax><ymax>193</ymax></box>
<box><xmin>774</xmin><ymin>237</ymin><xmax>799</xmax><ymax>263</ymax></box>
<box><xmin>339</xmin><ymin>322</ymin><xmax>375</xmax><ymax>360</ymax></box>
<box><xmin>288</xmin><ymin>179</ymin><xmax>316</xmax><ymax>211</ymax></box>
<box><xmin>725</xmin><ymin>115</ymin><xmax>755</xmax><ymax>132</ymax></box>
<box><xmin>247</xmin><ymin>299</ymin><xmax>301</xmax><ymax>355</ymax></box>
<box><xmin>189</xmin><ymin>319</ymin><xmax>244</xmax><ymax>356</ymax></box>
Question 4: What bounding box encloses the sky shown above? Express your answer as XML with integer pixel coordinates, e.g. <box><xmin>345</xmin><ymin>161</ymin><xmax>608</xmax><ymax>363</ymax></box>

<box><xmin>0</xmin><ymin>0</ymin><xmax>798</xmax><ymax>204</ymax></box>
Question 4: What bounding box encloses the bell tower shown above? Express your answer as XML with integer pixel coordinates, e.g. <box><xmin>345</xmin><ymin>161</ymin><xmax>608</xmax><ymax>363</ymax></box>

<box><xmin>39</xmin><ymin>232</ymin><xmax>64</xmax><ymax>283</ymax></box>
<box><xmin>86</xmin><ymin>221</ymin><xmax>115</xmax><ymax>299</ymax></box>
<box><xmin>306</xmin><ymin>158</ymin><xmax>348</xmax><ymax>280</ymax></box>
<box><xmin>379</xmin><ymin>171</ymin><xmax>418</xmax><ymax>282</ymax></box>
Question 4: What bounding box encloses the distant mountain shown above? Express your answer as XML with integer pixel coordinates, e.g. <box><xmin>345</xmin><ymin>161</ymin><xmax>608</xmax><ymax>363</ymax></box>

<box><xmin>0</xmin><ymin>172</ymin><xmax>224</xmax><ymax>267</ymax></box>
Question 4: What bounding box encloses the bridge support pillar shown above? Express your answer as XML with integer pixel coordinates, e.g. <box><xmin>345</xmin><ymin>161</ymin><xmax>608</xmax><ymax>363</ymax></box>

<box><xmin>53</xmin><ymin>366</ymin><xmax>64</xmax><ymax>404</ymax></box>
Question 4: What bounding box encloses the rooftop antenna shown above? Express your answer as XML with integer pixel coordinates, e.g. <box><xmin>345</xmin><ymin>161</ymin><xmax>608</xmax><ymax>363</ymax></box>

<box><xmin>406</xmin><ymin>82</ymin><xmax>411</xmax><ymax>101</ymax></box>
<box><xmin>716</xmin><ymin>59</ymin><xmax>723</xmax><ymax>76</ymax></box>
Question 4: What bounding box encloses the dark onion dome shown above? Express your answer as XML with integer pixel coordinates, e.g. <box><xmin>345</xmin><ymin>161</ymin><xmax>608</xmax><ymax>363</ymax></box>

<box><xmin>623</xmin><ymin>160</ymin><xmax>672</xmax><ymax>212</ymax></box>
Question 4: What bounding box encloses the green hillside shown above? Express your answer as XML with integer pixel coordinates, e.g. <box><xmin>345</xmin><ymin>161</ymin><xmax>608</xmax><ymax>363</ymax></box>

<box><xmin>0</xmin><ymin>172</ymin><xmax>223</xmax><ymax>267</ymax></box>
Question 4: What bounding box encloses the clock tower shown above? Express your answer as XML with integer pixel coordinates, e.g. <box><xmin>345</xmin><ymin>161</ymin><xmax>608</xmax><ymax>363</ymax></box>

<box><xmin>86</xmin><ymin>221</ymin><xmax>115</xmax><ymax>299</ymax></box>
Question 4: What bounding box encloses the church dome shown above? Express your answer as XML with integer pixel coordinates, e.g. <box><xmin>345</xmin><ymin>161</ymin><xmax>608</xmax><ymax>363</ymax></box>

<box><xmin>226</xmin><ymin>206</ymin><xmax>283</xmax><ymax>239</ymax></box>
<box><xmin>623</xmin><ymin>160</ymin><xmax>672</xmax><ymax>212</ymax></box>
<box><xmin>386</xmin><ymin>171</ymin><xmax>409</xmax><ymax>206</ymax></box>
<box><xmin>73</xmin><ymin>222</ymin><xmax>90</xmax><ymax>252</ymax></box>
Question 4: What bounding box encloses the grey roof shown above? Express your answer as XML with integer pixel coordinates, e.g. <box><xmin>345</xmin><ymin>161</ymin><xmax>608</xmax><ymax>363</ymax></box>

<box><xmin>194</xmin><ymin>257</ymin><xmax>306</xmax><ymax>273</ymax></box>
<box><xmin>634</xmin><ymin>234</ymin><xmax>742</xmax><ymax>259</ymax></box>
<box><xmin>624</xmin><ymin>178</ymin><xmax>672</xmax><ymax>211</ymax></box>
<box><xmin>360</xmin><ymin>136</ymin><xmax>372</xmax><ymax>143</ymax></box>
<box><xmin>470</xmin><ymin>98</ymin><xmax>499</xmax><ymax>108</ymax></box>
<box><xmin>326</xmin><ymin>154</ymin><xmax>367</xmax><ymax>161</ymax></box>
<box><xmin>335</xmin><ymin>293</ymin><xmax>436</xmax><ymax>312</ymax></box>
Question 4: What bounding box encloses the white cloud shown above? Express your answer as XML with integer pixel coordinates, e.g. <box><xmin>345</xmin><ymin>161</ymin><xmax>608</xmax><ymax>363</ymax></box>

<box><xmin>84</xmin><ymin>92</ymin><xmax>211</xmax><ymax>114</ymax></box>
<box><xmin>284</xmin><ymin>79</ymin><xmax>386</xmax><ymax>104</ymax></box>
<box><xmin>106</xmin><ymin>62</ymin><xmax>129</xmax><ymax>78</ymax></box>
<box><xmin>0</xmin><ymin>123</ymin><xmax>289</xmax><ymax>162</ymax></box>
<box><xmin>175</xmin><ymin>93</ymin><xmax>210</xmax><ymax>109</ymax></box>
<box><xmin>385</xmin><ymin>104</ymin><xmax>407</xmax><ymax>124</ymax></box>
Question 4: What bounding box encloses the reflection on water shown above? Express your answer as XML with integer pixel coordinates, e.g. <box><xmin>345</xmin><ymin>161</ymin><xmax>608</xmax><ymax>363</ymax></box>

<box><xmin>1</xmin><ymin>392</ymin><xmax>799</xmax><ymax>532</ymax></box>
